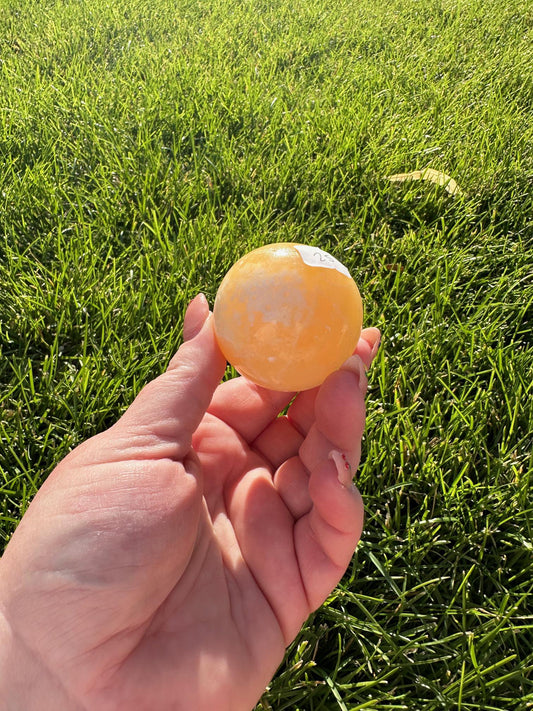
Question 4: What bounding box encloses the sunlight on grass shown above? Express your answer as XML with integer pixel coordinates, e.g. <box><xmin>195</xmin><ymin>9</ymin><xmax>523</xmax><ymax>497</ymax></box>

<box><xmin>1</xmin><ymin>0</ymin><xmax>532</xmax><ymax>707</ymax></box>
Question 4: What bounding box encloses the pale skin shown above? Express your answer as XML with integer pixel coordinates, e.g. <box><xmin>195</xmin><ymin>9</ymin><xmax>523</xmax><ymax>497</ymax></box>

<box><xmin>0</xmin><ymin>294</ymin><xmax>380</xmax><ymax>711</ymax></box>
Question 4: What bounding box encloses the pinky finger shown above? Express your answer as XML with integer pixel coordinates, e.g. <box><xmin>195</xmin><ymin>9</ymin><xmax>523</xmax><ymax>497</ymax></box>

<box><xmin>294</xmin><ymin>456</ymin><xmax>364</xmax><ymax>611</ymax></box>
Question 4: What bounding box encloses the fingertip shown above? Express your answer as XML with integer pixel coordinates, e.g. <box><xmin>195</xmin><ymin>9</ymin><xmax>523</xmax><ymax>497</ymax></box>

<box><xmin>338</xmin><ymin>354</ymin><xmax>368</xmax><ymax>394</ymax></box>
<box><xmin>313</xmin><ymin>362</ymin><xmax>367</xmax><ymax>453</ymax></box>
<box><xmin>362</xmin><ymin>327</ymin><xmax>381</xmax><ymax>357</ymax></box>
<box><xmin>167</xmin><ymin>303</ymin><xmax>225</xmax><ymax>376</ymax></box>
<box><xmin>355</xmin><ymin>327</ymin><xmax>381</xmax><ymax>369</ymax></box>
<box><xmin>362</xmin><ymin>326</ymin><xmax>381</xmax><ymax>343</ymax></box>
<box><xmin>183</xmin><ymin>293</ymin><xmax>210</xmax><ymax>342</ymax></box>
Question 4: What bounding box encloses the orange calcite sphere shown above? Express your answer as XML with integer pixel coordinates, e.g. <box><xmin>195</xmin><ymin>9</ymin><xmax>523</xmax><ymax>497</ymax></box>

<box><xmin>213</xmin><ymin>243</ymin><xmax>363</xmax><ymax>392</ymax></box>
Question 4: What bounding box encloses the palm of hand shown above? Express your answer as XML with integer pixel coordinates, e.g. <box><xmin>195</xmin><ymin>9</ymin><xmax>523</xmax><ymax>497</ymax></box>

<box><xmin>0</xmin><ymin>300</ymin><xmax>378</xmax><ymax>711</ymax></box>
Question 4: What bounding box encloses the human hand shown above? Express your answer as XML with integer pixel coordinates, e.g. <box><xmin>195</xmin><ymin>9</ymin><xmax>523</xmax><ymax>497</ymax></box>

<box><xmin>0</xmin><ymin>294</ymin><xmax>380</xmax><ymax>711</ymax></box>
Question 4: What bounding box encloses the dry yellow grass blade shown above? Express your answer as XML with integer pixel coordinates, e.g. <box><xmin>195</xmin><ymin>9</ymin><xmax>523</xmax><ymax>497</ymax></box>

<box><xmin>386</xmin><ymin>168</ymin><xmax>463</xmax><ymax>195</ymax></box>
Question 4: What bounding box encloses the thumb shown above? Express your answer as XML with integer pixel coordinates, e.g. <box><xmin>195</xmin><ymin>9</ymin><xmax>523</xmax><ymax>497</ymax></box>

<box><xmin>180</xmin><ymin>292</ymin><xmax>211</xmax><ymax>344</ymax></box>
<box><xmin>113</xmin><ymin>294</ymin><xmax>227</xmax><ymax>459</ymax></box>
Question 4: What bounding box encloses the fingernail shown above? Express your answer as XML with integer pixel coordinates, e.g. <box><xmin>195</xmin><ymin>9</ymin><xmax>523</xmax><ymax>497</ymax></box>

<box><xmin>340</xmin><ymin>354</ymin><xmax>368</xmax><ymax>394</ymax></box>
<box><xmin>370</xmin><ymin>337</ymin><xmax>381</xmax><ymax>362</ymax></box>
<box><xmin>329</xmin><ymin>449</ymin><xmax>354</xmax><ymax>488</ymax></box>
<box><xmin>183</xmin><ymin>293</ymin><xmax>210</xmax><ymax>341</ymax></box>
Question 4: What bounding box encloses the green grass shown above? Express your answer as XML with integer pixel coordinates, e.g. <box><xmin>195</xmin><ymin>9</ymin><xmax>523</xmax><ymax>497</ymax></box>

<box><xmin>1</xmin><ymin>0</ymin><xmax>532</xmax><ymax>707</ymax></box>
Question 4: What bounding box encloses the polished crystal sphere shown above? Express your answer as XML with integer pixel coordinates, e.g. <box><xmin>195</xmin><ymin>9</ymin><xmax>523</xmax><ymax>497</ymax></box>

<box><xmin>213</xmin><ymin>243</ymin><xmax>363</xmax><ymax>392</ymax></box>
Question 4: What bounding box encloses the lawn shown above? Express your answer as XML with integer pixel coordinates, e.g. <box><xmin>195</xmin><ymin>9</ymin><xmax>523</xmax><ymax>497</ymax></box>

<box><xmin>1</xmin><ymin>0</ymin><xmax>532</xmax><ymax>708</ymax></box>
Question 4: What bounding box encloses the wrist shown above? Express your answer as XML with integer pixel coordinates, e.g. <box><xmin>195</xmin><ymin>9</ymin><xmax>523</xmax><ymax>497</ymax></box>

<box><xmin>0</xmin><ymin>605</ymin><xmax>82</xmax><ymax>711</ymax></box>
